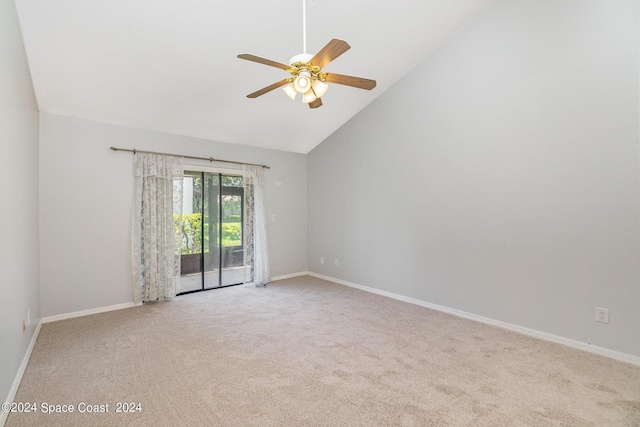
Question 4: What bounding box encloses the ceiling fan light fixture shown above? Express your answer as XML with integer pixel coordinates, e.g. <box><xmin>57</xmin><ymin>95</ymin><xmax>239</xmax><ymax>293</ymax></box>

<box><xmin>283</xmin><ymin>82</ymin><xmax>297</xmax><ymax>100</ymax></box>
<box><xmin>301</xmin><ymin>89</ymin><xmax>317</xmax><ymax>104</ymax></box>
<box><xmin>311</xmin><ymin>79</ymin><xmax>328</xmax><ymax>98</ymax></box>
<box><xmin>293</xmin><ymin>71</ymin><xmax>312</xmax><ymax>93</ymax></box>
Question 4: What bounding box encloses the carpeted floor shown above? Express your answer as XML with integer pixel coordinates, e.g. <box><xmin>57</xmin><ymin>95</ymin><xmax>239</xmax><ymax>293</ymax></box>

<box><xmin>6</xmin><ymin>275</ymin><xmax>640</xmax><ymax>426</ymax></box>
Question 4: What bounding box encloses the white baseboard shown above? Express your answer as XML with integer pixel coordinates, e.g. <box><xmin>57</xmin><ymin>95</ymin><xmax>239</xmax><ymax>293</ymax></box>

<box><xmin>240</xmin><ymin>272</ymin><xmax>308</xmax><ymax>288</ymax></box>
<box><xmin>271</xmin><ymin>271</ymin><xmax>308</xmax><ymax>282</ymax></box>
<box><xmin>307</xmin><ymin>272</ymin><xmax>640</xmax><ymax>367</ymax></box>
<box><xmin>41</xmin><ymin>302</ymin><xmax>141</xmax><ymax>324</ymax></box>
<box><xmin>1</xmin><ymin>321</ymin><xmax>42</xmax><ymax>427</ymax></box>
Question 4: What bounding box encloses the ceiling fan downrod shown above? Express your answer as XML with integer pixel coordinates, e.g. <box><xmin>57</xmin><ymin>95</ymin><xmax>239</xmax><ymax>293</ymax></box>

<box><xmin>302</xmin><ymin>0</ymin><xmax>307</xmax><ymax>54</ymax></box>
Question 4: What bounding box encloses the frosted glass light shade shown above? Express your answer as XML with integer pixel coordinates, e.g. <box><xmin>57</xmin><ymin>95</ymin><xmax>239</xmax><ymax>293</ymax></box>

<box><xmin>301</xmin><ymin>90</ymin><xmax>317</xmax><ymax>104</ymax></box>
<box><xmin>311</xmin><ymin>79</ymin><xmax>328</xmax><ymax>98</ymax></box>
<box><xmin>282</xmin><ymin>83</ymin><xmax>296</xmax><ymax>100</ymax></box>
<box><xmin>294</xmin><ymin>74</ymin><xmax>311</xmax><ymax>93</ymax></box>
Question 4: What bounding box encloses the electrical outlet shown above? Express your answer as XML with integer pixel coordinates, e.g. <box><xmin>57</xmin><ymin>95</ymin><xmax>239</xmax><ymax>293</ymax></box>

<box><xmin>320</xmin><ymin>257</ymin><xmax>324</xmax><ymax>265</ymax></box>
<box><xmin>595</xmin><ymin>307</ymin><xmax>609</xmax><ymax>324</ymax></box>
<box><xmin>334</xmin><ymin>258</ymin><xmax>339</xmax><ymax>267</ymax></box>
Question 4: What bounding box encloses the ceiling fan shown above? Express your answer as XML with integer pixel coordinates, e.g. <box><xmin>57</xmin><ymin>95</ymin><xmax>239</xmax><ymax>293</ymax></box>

<box><xmin>237</xmin><ymin>0</ymin><xmax>376</xmax><ymax>109</ymax></box>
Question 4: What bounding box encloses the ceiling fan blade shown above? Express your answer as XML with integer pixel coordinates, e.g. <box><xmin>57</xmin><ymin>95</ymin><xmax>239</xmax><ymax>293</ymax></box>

<box><xmin>308</xmin><ymin>98</ymin><xmax>323</xmax><ymax>109</ymax></box>
<box><xmin>246</xmin><ymin>79</ymin><xmax>291</xmax><ymax>98</ymax></box>
<box><xmin>310</xmin><ymin>39</ymin><xmax>351</xmax><ymax>68</ymax></box>
<box><xmin>325</xmin><ymin>73</ymin><xmax>377</xmax><ymax>90</ymax></box>
<box><xmin>237</xmin><ymin>54</ymin><xmax>290</xmax><ymax>70</ymax></box>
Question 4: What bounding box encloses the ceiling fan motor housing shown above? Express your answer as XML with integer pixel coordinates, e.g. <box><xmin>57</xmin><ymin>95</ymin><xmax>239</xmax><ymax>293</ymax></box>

<box><xmin>289</xmin><ymin>53</ymin><xmax>314</xmax><ymax>65</ymax></box>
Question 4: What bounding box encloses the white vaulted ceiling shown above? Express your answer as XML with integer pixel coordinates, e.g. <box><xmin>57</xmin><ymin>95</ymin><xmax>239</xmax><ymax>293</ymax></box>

<box><xmin>15</xmin><ymin>0</ymin><xmax>494</xmax><ymax>153</ymax></box>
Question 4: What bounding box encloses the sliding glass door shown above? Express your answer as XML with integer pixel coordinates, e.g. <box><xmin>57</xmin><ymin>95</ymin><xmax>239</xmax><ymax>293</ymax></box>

<box><xmin>177</xmin><ymin>171</ymin><xmax>245</xmax><ymax>294</ymax></box>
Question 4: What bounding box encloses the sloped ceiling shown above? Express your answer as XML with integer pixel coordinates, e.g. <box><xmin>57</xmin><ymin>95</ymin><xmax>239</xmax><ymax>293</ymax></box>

<box><xmin>16</xmin><ymin>0</ymin><xmax>494</xmax><ymax>153</ymax></box>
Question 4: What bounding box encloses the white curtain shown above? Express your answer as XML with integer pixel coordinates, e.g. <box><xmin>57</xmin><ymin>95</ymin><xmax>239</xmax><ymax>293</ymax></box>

<box><xmin>132</xmin><ymin>153</ymin><xmax>184</xmax><ymax>303</ymax></box>
<box><xmin>242</xmin><ymin>165</ymin><xmax>270</xmax><ymax>286</ymax></box>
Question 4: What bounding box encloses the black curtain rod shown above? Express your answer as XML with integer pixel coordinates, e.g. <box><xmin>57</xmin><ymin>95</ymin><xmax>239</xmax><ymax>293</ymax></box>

<box><xmin>109</xmin><ymin>146</ymin><xmax>270</xmax><ymax>169</ymax></box>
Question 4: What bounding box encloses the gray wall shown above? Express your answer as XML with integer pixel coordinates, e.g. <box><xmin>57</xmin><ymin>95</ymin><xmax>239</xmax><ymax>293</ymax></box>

<box><xmin>0</xmin><ymin>0</ymin><xmax>41</xmax><ymax>406</ymax></box>
<box><xmin>307</xmin><ymin>0</ymin><xmax>640</xmax><ymax>357</ymax></box>
<box><xmin>39</xmin><ymin>113</ymin><xmax>307</xmax><ymax>317</ymax></box>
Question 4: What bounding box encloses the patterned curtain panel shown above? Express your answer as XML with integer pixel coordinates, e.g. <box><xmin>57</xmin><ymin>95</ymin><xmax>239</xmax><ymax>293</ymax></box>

<box><xmin>242</xmin><ymin>164</ymin><xmax>270</xmax><ymax>287</ymax></box>
<box><xmin>132</xmin><ymin>153</ymin><xmax>184</xmax><ymax>303</ymax></box>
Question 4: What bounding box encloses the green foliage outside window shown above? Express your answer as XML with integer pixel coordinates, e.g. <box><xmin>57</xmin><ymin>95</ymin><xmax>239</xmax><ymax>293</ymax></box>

<box><xmin>174</xmin><ymin>214</ymin><xmax>202</xmax><ymax>255</ymax></box>
<box><xmin>174</xmin><ymin>214</ymin><xmax>242</xmax><ymax>255</ymax></box>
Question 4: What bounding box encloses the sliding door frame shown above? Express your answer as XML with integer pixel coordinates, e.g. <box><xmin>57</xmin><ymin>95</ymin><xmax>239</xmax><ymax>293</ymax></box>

<box><xmin>177</xmin><ymin>165</ymin><xmax>245</xmax><ymax>296</ymax></box>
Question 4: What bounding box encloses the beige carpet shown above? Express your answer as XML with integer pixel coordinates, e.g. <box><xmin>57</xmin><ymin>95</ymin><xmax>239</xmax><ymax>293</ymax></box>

<box><xmin>6</xmin><ymin>276</ymin><xmax>640</xmax><ymax>426</ymax></box>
